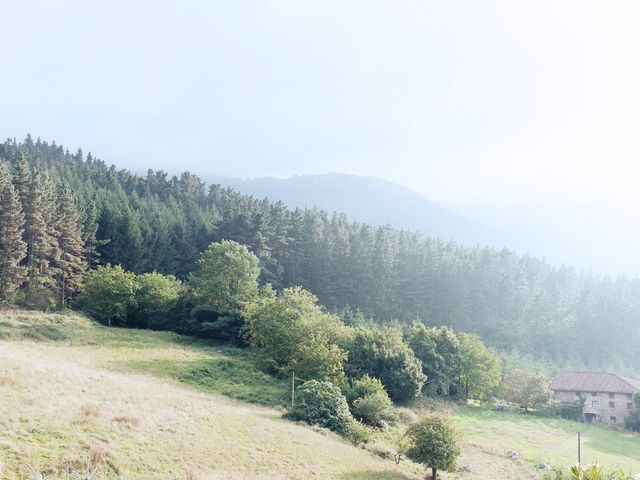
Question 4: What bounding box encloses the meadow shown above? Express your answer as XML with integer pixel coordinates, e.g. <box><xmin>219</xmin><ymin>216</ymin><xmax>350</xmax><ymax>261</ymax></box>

<box><xmin>2</xmin><ymin>310</ymin><xmax>640</xmax><ymax>479</ymax></box>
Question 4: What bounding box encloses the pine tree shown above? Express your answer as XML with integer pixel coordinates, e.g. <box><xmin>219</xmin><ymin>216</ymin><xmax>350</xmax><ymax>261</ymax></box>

<box><xmin>0</xmin><ymin>162</ymin><xmax>27</xmax><ymax>301</ymax></box>
<box><xmin>81</xmin><ymin>200</ymin><xmax>101</xmax><ymax>267</ymax></box>
<box><xmin>53</xmin><ymin>184</ymin><xmax>87</xmax><ymax>307</ymax></box>
<box><xmin>21</xmin><ymin>170</ymin><xmax>59</xmax><ymax>308</ymax></box>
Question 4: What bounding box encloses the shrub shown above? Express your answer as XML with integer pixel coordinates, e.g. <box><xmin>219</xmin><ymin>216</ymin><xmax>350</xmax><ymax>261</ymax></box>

<box><xmin>345</xmin><ymin>418</ymin><xmax>375</xmax><ymax>445</ymax></box>
<box><xmin>291</xmin><ymin>380</ymin><xmax>353</xmax><ymax>433</ymax></box>
<box><xmin>347</xmin><ymin>375</ymin><xmax>396</xmax><ymax>426</ymax></box>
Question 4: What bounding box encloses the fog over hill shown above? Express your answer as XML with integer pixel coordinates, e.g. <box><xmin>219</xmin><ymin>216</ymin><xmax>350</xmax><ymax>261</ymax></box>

<box><xmin>206</xmin><ymin>173</ymin><xmax>488</xmax><ymax>246</ymax></box>
<box><xmin>206</xmin><ymin>172</ymin><xmax>640</xmax><ymax>277</ymax></box>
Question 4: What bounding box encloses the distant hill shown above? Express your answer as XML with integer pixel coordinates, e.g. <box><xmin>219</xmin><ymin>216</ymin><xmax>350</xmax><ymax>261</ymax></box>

<box><xmin>206</xmin><ymin>173</ymin><xmax>487</xmax><ymax>245</ymax></box>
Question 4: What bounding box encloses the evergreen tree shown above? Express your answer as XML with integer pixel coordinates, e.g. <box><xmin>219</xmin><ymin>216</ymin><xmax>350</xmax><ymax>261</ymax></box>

<box><xmin>0</xmin><ymin>162</ymin><xmax>27</xmax><ymax>301</ymax></box>
<box><xmin>53</xmin><ymin>184</ymin><xmax>87</xmax><ymax>307</ymax></box>
<box><xmin>21</xmin><ymin>170</ymin><xmax>59</xmax><ymax>308</ymax></box>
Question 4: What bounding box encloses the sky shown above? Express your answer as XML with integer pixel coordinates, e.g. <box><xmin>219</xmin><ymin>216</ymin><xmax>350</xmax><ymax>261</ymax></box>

<box><xmin>3</xmin><ymin>1</ymin><xmax>640</xmax><ymax>275</ymax></box>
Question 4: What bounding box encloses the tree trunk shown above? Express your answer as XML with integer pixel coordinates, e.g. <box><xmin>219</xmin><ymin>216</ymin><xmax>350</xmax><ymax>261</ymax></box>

<box><xmin>430</xmin><ymin>467</ymin><xmax>437</xmax><ymax>480</ymax></box>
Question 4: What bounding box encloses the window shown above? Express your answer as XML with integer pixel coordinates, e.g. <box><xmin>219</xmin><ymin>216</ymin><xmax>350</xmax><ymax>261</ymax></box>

<box><xmin>610</xmin><ymin>416</ymin><xmax>617</xmax><ymax>424</ymax></box>
<box><xmin>609</xmin><ymin>401</ymin><xmax>615</xmax><ymax>408</ymax></box>
<box><xmin>628</xmin><ymin>402</ymin><xmax>633</xmax><ymax>410</ymax></box>
<box><xmin>591</xmin><ymin>392</ymin><xmax>598</xmax><ymax>397</ymax></box>
<box><xmin>609</xmin><ymin>393</ymin><xmax>615</xmax><ymax>399</ymax></box>
<box><xmin>592</xmin><ymin>400</ymin><xmax>598</xmax><ymax>407</ymax></box>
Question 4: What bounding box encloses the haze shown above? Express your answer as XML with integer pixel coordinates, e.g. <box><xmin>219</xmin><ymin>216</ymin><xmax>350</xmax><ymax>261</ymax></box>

<box><xmin>3</xmin><ymin>0</ymin><xmax>640</xmax><ymax>275</ymax></box>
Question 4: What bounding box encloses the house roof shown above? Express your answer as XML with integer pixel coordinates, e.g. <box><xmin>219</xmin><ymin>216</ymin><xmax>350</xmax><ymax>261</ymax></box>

<box><xmin>551</xmin><ymin>371</ymin><xmax>640</xmax><ymax>394</ymax></box>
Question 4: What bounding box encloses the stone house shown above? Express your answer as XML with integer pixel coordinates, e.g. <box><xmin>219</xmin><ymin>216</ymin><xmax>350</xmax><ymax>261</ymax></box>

<box><xmin>551</xmin><ymin>371</ymin><xmax>640</xmax><ymax>426</ymax></box>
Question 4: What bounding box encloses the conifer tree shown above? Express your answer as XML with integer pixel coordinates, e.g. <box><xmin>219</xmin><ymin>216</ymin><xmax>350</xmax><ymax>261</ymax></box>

<box><xmin>81</xmin><ymin>200</ymin><xmax>101</xmax><ymax>267</ymax></box>
<box><xmin>0</xmin><ymin>162</ymin><xmax>27</xmax><ymax>301</ymax></box>
<box><xmin>22</xmin><ymin>170</ymin><xmax>59</xmax><ymax>308</ymax></box>
<box><xmin>53</xmin><ymin>184</ymin><xmax>87</xmax><ymax>307</ymax></box>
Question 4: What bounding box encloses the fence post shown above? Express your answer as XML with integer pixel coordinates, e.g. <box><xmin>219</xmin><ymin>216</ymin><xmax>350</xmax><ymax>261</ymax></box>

<box><xmin>291</xmin><ymin>370</ymin><xmax>295</xmax><ymax>408</ymax></box>
<box><xmin>578</xmin><ymin>431</ymin><xmax>581</xmax><ymax>464</ymax></box>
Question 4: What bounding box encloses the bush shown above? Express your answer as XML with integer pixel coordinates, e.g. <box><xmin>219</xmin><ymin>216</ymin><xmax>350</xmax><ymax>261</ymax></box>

<box><xmin>345</xmin><ymin>418</ymin><xmax>375</xmax><ymax>445</ymax></box>
<box><xmin>345</xmin><ymin>325</ymin><xmax>426</xmax><ymax>403</ymax></box>
<box><xmin>347</xmin><ymin>375</ymin><xmax>396</xmax><ymax>426</ymax></box>
<box><xmin>291</xmin><ymin>380</ymin><xmax>353</xmax><ymax>433</ymax></box>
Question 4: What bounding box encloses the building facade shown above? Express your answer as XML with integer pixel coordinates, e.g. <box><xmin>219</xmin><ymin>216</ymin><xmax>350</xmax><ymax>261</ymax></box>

<box><xmin>551</xmin><ymin>372</ymin><xmax>640</xmax><ymax>426</ymax></box>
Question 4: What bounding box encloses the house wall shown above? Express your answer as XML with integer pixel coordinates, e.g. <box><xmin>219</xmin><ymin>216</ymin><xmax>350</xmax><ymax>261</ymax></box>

<box><xmin>553</xmin><ymin>390</ymin><xmax>634</xmax><ymax>426</ymax></box>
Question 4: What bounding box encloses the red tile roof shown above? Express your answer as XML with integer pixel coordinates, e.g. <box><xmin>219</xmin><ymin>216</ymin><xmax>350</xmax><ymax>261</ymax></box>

<box><xmin>551</xmin><ymin>372</ymin><xmax>640</xmax><ymax>394</ymax></box>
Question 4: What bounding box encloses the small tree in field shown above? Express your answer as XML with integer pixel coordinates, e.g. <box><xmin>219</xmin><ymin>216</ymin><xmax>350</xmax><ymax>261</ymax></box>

<box><xmin>80</xmin><ymin>264</ymin><xmax>138</xmax><ymax>327</ymax></box>
<box><xmin>398</xmin><ymin>415</ymin><xmax>460</xmax><ymax>480</ymax></box>
<box><xmin>502</xmin><ymin>369</ymin><xmax>551</xmax><ymax>413</ymax></box>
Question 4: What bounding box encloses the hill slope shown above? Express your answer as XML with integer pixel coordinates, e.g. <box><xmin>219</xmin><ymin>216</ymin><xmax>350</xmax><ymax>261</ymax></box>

<box><xmin>0</xmin><ymin>311</ymin><xmax>417</xmax><ymax>480</ymax></box>
<box><xmin>207</xmin><ymin>173</ymin><xmax>484</xmax><ymax>244</ymax></box>
<box><xmin>3</xmin><ymin>312</ymin><xmax>640</xmax><ymax>479</ymax></box>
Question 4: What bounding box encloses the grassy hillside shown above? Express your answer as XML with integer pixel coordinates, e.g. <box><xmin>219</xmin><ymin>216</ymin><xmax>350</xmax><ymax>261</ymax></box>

<box><xmin>2</xmin><ymin>311</ymin><xmax>640</xmax><ymax>479</ymax></box>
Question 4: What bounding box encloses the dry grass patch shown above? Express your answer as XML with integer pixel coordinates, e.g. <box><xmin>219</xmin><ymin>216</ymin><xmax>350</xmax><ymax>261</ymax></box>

<box><xmin>111</xmin><ymin>415</ymin><xmax>140</xmax><ymax>428</ymax></box>
<box><xmin>0</xmin><ymin>374</ymin><xmax>17</xmax><ymax>387</ymax></box>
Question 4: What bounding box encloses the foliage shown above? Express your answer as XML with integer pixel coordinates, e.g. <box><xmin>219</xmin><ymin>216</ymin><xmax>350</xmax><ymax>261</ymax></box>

<box><xmin>501</xmin><ymin>369</ymin><xmax>552</xmax><ymax>412</ymax></box>
<box><xmin>408</xmin><ymin>323</ymin><xmax>460</xmax><ymax>396</ymax></box>
<box><xmin>189</xmin><ymin>240</ymin><xmax>260</xmax><ymax>312</ymax></box>
<box><xmin>80</xmin><ymin>265</ymin><xmax>138</xmax><ymax>326</ymax></box>
<box><xmin>243</xmin><ymin>286</ymin><xmax>350</xmax><ymax>382</ymax></box>
<box><xmin>7</xmin><ymin>137</ymin><xmax>640</xmax><ymax>370</ymax></box>
<box><xmin>183</xmin><ymin>307</ymin><xmax>246</xmax><ymax>343</ymax></box>
<box><xmin>398</xmin><ymin>415</ymin><xmax>460</xmax><ymax>480</ymax></box>
<box><xmin>345</xmin><ymin>324</ymin><xmax>426</xmax><ymax>403</ymax></box>
<box><xmin>134</xmin><ymin>272</ymin><xmax>182</xmax><ymax>329</ymax></box>
<box><xmin>624</xmin><ymin>392</ymin><xmax>640</xmax><ymax>432</ymax></box>
<box><xmin>347</xmin><ymin>375</ymin><xmax>397</xmax><ymax>426</ymax></box>
<box><xmin>291</xmin><ymin>380</ymin><xmax>353</xmax><ymax>433</ymax></box>
<box><xmin>559</xmin><ymin>463</ymin><xmax>633</xmax><ymax>480</ymax></box>
<box><xmin>457</xmin><ymin>332</ymin><xmax>502</xmax><ymax>400</ymax></box>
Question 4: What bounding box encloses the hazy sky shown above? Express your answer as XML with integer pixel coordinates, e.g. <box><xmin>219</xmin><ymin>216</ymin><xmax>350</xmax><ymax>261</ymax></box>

<box><xmin>3</xmin><ymin>1</ymin><xmax>640</xmax><ymax>274</ymax></box>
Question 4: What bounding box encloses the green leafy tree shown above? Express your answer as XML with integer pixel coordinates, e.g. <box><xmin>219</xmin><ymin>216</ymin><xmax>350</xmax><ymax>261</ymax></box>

<box><xmin>189</xmin><ymin>240</ymin><xmax>260</xmax><ymax>312</ymax></box>
<box><xmin>243</xmin><ymin>286</ymin><xmax>350</xmax><ymax>382</ymax></box>
<box><xmin>408</xmin><ymin>323</ymin><xmax>461</xmax><ymax>396</ymax></box>
<box><xmin>501</xmin><ymin>369</ymin><xmax>551</xmax><ymax>413</ymax></box>
<box><xmin>81</xmin><ymin>264</ymin><xmax>138</xmax><ymax>326</ymax></box>
<box><xmin>398</xmin><ymin>415</ymin><xmax>460</xmax><ymax>480</ymax></box>
<box><xmin>135</xmin><ymin>272</ymin><xmax>182</xmax><ymax>329</ymax></box>
<box><xmin>345</xmin><ymin>324</ymin><xmax>426</xmax><ymax>403</ymax></box>
<box><xmin>456</xmin><ymin>333</ymin><xmax>501</xmax><ymax>401</ymax></box>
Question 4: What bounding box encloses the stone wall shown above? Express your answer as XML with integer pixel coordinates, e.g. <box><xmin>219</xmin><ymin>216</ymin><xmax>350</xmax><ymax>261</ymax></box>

<box><xmin>553</xmin><ymin>390</ymin><xmax>634</xmax><ymax>426</ymax></box>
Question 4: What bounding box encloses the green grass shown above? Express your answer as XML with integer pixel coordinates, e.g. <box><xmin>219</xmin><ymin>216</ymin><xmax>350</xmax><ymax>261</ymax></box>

<box><xmin>0</xmin><ymin>310</ymin><xmax>421</xmax><ymax>480</ymax></box>
<box><xmin>0</xmin><ymin>310</ymin><xmax>289</xmax><ymax>407</ymax></box>
<box><xmin>3</xmin><ymin>310</ymin><xmax>640</xmax><ymax>479</ymax></box>
<box><xmin>455</xmin><ymin>408</ymin><xmax>640</xmax><ymax>472</ymax></box>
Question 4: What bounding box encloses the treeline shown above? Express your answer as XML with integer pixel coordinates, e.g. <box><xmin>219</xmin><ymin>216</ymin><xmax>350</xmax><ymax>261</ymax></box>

<box><xmin>79</xmin><ymin>240</ymin><xmax>503</xmax><ymax>408</ymax></box>
<box><xmin>1</xmin><ymin>136</ymin><xmax>640</xmax><ymax>370</ymax></box>
<box><xmin>0</xmin><ymin>157</ymin><xmax>96</xmax><ymax>308</ymax></box>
